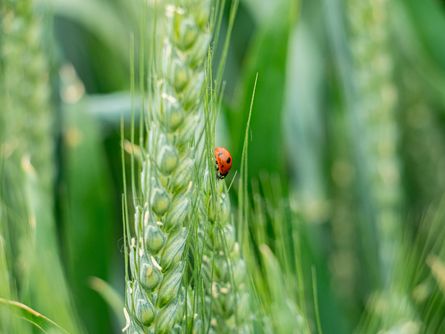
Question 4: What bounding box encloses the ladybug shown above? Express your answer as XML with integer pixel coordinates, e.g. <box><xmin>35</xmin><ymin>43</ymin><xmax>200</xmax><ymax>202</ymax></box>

<box><xmin>214</xmin><ymin>147</ymin><xmax>232</xmax><ymax>179</ymax></box>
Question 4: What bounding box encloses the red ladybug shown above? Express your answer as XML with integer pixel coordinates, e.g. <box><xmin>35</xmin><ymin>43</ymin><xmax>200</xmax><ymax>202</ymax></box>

<box><xmin>214</xmin><ymin>147</ymin><xmax>232</xmax><ymax>179</ymax></box>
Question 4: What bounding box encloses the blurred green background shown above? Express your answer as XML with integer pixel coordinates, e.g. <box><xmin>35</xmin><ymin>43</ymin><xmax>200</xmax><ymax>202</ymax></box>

<box><xmin>2</xmin><ymin>0</ymin><xmax>445</xmax><ymax>333</ymax></box>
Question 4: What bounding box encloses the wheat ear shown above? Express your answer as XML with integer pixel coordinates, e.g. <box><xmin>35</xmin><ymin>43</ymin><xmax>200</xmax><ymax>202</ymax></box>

<box><xmin>124</xmin><ymin>1</ymin><xmax>211</xmax><ymax>333</ymax></box>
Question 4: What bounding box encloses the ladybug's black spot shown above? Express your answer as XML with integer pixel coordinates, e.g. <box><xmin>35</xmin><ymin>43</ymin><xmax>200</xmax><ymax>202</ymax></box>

<box><xmin>226</xmin><ymin>157</ymin><xmax>231</xmax><ymax>164</ymax></box>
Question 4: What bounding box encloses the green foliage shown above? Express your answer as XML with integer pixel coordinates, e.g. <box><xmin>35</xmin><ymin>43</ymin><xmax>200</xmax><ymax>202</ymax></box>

<box><xmin>0</xmin><ymin>298</ymin><xmax>70</xmax><ymax>333</ymax></box>
<box><xmin>227</xmin><ymin>0</ymin><xmax>298</xmax><ymax>182</ymax></box>
<box><xmin>0</xmin><ymin>1</ymin><xmax>80</xmax><ymax>332</ymax></box>
<box><xmin>63</xmin><ymin>98</ymin><xmax>115</xmax><ymax>333</ymax></box>
<box><xmin>2</xmin><ymin>0</ymin><xmax>445</xmax><ymax>333</ymax></box>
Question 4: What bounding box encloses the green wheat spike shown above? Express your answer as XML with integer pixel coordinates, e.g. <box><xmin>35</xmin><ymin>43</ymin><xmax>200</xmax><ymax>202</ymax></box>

<box><xmin>123</xmin><ymin>1</ymin><xmax>212</xmax><ymax>332</ymax></box>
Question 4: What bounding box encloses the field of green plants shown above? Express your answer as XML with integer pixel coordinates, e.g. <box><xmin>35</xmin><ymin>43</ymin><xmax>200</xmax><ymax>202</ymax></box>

<box><xmin>2</xmin><ymin>0</ymin><xmax>445</xmax><ymax>333</ymax></box>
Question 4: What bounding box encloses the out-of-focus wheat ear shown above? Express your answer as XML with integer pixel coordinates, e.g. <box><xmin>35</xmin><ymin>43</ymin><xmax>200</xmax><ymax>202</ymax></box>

<box><xmin>346</xmin><ymin>0</ymin><xmax>418</xmax><ymax>331</ymax></box>
<box><xmin>0</xmin><ymin>1</ymin><xmax>81</xmax><ymax>332</ymax></box>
